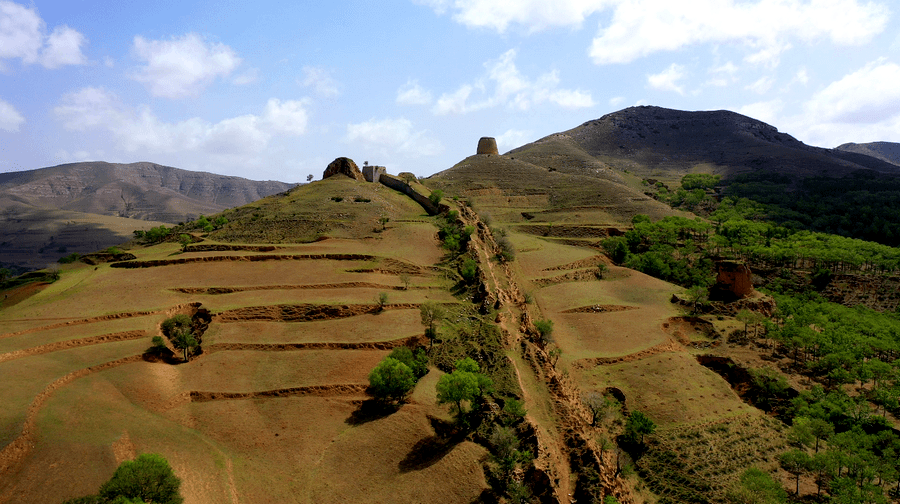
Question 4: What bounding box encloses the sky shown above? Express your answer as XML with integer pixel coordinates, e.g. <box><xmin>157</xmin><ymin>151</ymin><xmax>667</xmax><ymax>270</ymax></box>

<box><xmin>0</xmin><ymin>0</ymin><xmax>898</xmax><ymax>183</ymax></box>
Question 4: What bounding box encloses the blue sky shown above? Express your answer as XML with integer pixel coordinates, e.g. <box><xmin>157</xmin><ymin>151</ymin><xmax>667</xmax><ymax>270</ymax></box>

<box><xmin>0</xmin><ymin>0</ymin><xmax>897</xmax><ymax>182</ymax></box>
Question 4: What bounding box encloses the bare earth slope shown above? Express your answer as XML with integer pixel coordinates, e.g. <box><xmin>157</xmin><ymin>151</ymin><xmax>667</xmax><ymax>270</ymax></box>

<box><xmin>0</xmin><ymin>162</ymin><xmax>296</xmax><ymax>223</ymax></box>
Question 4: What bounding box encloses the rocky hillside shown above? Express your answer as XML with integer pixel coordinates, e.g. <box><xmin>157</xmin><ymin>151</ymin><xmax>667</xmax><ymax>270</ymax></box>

<box><xmin>509</xmin><ymin>106</ymin><xmax>900</xmax><ymax>183</ymax></box>
<box><xmin>0</xmin><ymin>162</ymin><xmax>296</xmax><ymax>223</ymax></box>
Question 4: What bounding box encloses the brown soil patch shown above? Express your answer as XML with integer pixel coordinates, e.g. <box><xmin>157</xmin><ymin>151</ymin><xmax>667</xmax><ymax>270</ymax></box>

<box><xmin>561</xmin><ymin>305</ymin><xmax>637</xmax><ymax>314</ymax></box>
<box><xmin>0</xmin><ymin>282</ymin><xmax>50</xmax><ymax>309</ymax></box>
<box><xmin>214</xmin><ymin>303</ymin><xmax>420</xmax><ymax>323</ymax></box>
<box><xmin>111</xmin><ymin>432</ymin><xmax>136</xmax><ymax>465</ymax></box>
<box><xmin>542</xmin><ymin>255</ymin><xmax>609</xmax><ymax>272</ymax></box>
<box><xmin>0</xmin><ymin>330</ymin><xmax>147</xmax><ymax>363</ymax></box>
<box><xmin>572</xmin><ymin>339</ymin><xmax>684</xmax><ymax>368</ymax></box>
<box><xmin>0</xmin><ymin>354</ymin><xmax>143</xmax><ymax>476</ymax></box>
<box><xmin>533</xmin><ymin>269</ymin><xmax>600</xmax><ymax>287</ymax></box>
<box><xmin>205</xmin><ymin>334</ymin><xmax>425</xmax><ymax>352</ymax></box>
<box><xmin>172</xmin><ymin>282</ymin><xmax>430</xmax><ymax>295</ymax></box>
<box><xmin>662</xmin><ymin>316</ymin><xmax>720</xmax><ymax>346</ymax></box>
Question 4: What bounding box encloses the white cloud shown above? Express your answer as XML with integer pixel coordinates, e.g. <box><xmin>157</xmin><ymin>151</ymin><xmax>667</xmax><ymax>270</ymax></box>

<box><xmin>263</xmin><ymin>98</ymin><xmax>311</xmax><ymax>135</ymax></box>
<box><xmin>0</xmin><ymin>1</ymin><xmax>87</xmax><ymax>68</ymax></box>
<box><xmin>745</xmin><ymin>76</ymin><xmax>775</xmax><ymax>94</ymax></box>
<box><xmin>300</xmin><ymin>66</ymin><xmax>340</xmax><ymax>97</ymax></box>
<box><xmin>416</xmin><ymin>0</ymin><xmax>609</xmax><ymax>32</ymax></box>
<box><xmin>396</xmin><ymin>80</ymin><xmax>433</xmax><ymax>105</ymax></box>
<box><xmin>737</xmin><ymin>99</ymin><xmax>783</xmax><ymax>125</ymax></box>
<box><xmin>346</xmin><ymin>117</ymin><xmax>443</xmax><ymax>157</ymax></box>
<box><xmin>40</xmin><ymin>25</ymin><xmax>87</xmax><ymax>68</ymax></box>
<box><xmin>433</xmin><ymin>49</ymin><xmax>594</xmax><ymax>114</ymax></box>
<box><xmin>794</xmin><ymin>67</ymin><xmax>809</xmax><ymax>85</ymax></box>
<box><xmin>424</xmin><ymin>0</ymin><xmax>888</xmax><ymax>66</ymax></box>
<box><xmin>767</xmin><ymin>60</ymin><xmax>900</xmax><ymax>147</ymax></box>
<box><xmin>590</xmin><ymin>0</ymin><xmax>887</xmax><ymax>65</ymax></box>
<box><xmin>804</xmin><ymin>59</ymin><xmax>900</xmax><ymax>124</ymax></box>
<box><xmin>707</xmin><ymin>61</ymin><xmax>738</xmax><ymax>87</ymax></box>
<box><xmin>496</xmin><ymin>129</ymin><xmax>533</xmax><ymax>151</ymax></box>
<box><xmin>233</xmin><ymin>67</ymin><xmax>259</xmax><ymax>86</ymax></box>
<box><xmin>0</xmin><ymin>97</ymin><xmax>24</xmax><ymax>131</ymax></box>
<box><xmin>131</xmin><ymin>33</ymin><xmax>241</xmax><ymax>98</ymax></box>
<box><xmin>54</xmin><ymin>87</ymin><xmax>310</xmax><ymax>159</ymax></box>
<box><xmin>647</xmin><ymin>63</ymin><xmax>687</xmax><ymax>94</ymax></box>
<box><xmin>609</xmin><ymin>96</ymin><xmax>625</xmax><ymax>107</ymax></box>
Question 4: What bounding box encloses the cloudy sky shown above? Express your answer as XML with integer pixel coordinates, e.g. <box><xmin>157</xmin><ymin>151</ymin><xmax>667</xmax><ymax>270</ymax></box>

<box><xmin>0</xmin><ymin>0</ymin><xmax>897</xmax><ymax>182</ymax></box>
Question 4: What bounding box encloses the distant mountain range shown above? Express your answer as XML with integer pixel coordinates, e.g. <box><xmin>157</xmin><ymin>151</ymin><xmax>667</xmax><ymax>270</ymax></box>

<box><xmin>0</xmin><ymin>161</ymin><xmax>296</xmax><ymax>223</ymax></box>
<box><xmin>0</xmin><ymin>162</ymin><xmax>295</xmax><ymax>271</ymax></box>
<box><xmin>835</xmin><ymin>142</ymin><xmax>900</xmax><ymax>167</ymax></box>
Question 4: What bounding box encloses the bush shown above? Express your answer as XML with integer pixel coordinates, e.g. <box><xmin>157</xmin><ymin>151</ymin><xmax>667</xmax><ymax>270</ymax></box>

<box><xmin>330</xmin><ymin>196</ymin><xmax>343</xmax><ymax>202</ymax></box>
<box><xmin>460</xmin><ymin>258</ymin><xmax>478</xmax><ymax>283</ymax></box>
<box><xmin>58</xmin><ymin>252</ymin><xmax>80</xmax><ymax>264</ymax></box>
<box><xmin>534</xmin><ymin>319</ymin><xmax>554</xmax><ymax>346</ymax></box>
<box><xmin>369</xmin><ymin>357</ymin><xmax>415</xmax><ymax>403</ymax></box>
<box><xmin>388</xmin><ymin>347</ymin><xmax>428</xmax><ymax>379</ymax></box>
<box><xmin>429</xmin><ymin>189</ymin><xmax>444</xmax><ymax>206</ymax></box>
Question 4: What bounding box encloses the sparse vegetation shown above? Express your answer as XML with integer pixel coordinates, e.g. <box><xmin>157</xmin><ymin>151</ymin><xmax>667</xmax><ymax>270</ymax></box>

<box><xmin>63</xmin><ymin>453</ymin><xmax>183</xmax><ymax>504</ymax></box>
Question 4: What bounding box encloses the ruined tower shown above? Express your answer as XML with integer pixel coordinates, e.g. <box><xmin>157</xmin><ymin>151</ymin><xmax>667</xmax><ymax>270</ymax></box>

<box><xmin>476</xmin><ymin>137</ymin><xmax>499</xmax><ymax>156</ymax></box>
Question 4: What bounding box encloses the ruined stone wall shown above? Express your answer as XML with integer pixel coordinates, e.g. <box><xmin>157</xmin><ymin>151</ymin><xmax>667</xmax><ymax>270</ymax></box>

<box><xmin>378</xmin><ymin>174</ymin><xmax>439</xmax><ymax>215</ymax></box>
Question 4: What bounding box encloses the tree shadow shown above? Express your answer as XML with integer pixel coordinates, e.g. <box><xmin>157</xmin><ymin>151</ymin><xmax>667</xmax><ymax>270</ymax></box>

<box><xmin>345</xmin><ymin>399</ymin><xmax>399</xmax><ymax>426</ymax></box>
<box><xmin>398</xmin><ymin>415</ymin><xmax>466</xmax><ymax>473</ymax></box>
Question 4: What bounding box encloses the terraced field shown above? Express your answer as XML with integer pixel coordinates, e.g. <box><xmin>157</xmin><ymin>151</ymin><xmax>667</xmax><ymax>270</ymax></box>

<box><xmin>0</xmin><ymin>180</ymin><xmax>487</xmax><ymax>504</ymax></box>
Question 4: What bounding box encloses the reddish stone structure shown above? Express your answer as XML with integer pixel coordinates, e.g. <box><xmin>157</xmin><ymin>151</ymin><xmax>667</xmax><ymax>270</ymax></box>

<box><xmin>709</xmin><ymin>260</ymin><xmax>754</xmax><ymax>301</ymax></box>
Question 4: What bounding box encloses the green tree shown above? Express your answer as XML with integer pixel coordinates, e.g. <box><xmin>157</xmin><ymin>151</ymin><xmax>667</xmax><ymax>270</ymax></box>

<box><xmin>533</xmin><ymin>319</ymin><xmax>554</xmax><ymax>347</ymax></box>
<box><xmin>429</xmin><ymin>189</ymin><xmax>444</xmax><ymax>206</ymax></box>
<box><xmin>369</xmin><ymin>357</ymin><xmax>415</xmax><ymax>403</ymax></box>
<box><xmin>161</xmin><ymin>315</ymin><xmax>196</xmax><ymax>362</ymax></box>
<box><xmin>178</xmin><ymin>234</ymin><xmax>192</xmax><ymax>252</ymax></box>
<box><xmin>98</xmin><ymin>453</ymin><xmax>183</xmax><ymax>504</ymax></box>
<box><xmin>779</xmin><ymin>449</ymin><xmax>811</xmax><ymax>496</ymax></box>
<box><xmin>624</xmin><ymin>410</ymin><xmax>656</xmax><ymax>444</ymax></box>
<box><xmin>388</xmin><ymin>346</ymin><xmax>428</xmax><ymax>379</ymax></box>
<box><xmin>375</xmin><ymin>292</ymin><xmax>388</xmax><ymax>312</ymax></box>
<box><xmin>460</xmin><ymin>258</ymin><xmax>478</xmax><ymax>283</ymax></box>
<box><xmin>436</xmin><ymin>358</ymin><xmax>492</xmax><ymax>417</ymax></box>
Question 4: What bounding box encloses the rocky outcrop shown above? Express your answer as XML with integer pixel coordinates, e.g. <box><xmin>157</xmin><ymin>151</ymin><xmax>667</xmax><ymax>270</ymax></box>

<box><xmin>323</xmin><ymin>157</ymin><xmax>364</xmax><ymax>181</ymax></box>
<box><xmin>709</xmin><ymin>260</ymin><xmax>754</xmax><ymax>301</ymax></box>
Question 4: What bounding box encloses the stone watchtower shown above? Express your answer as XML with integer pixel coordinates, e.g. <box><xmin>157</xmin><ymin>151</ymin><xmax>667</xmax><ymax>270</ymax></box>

<box><xmin>363</xmin><ymin>165</ymin><xmax>386</xmax><ymax>183</ymax></box>
<box><xmin>477</xmin><ymin>137</ymin><xmax>499</xmax><ymax>155</ymax></box>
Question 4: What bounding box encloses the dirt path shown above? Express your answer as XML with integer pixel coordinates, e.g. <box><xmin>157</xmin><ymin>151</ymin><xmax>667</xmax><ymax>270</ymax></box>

<box><xmin>0</xmin><ymin>330</ymin><xmax>147</xmax><ymax>363</ymax></box>
<box><xmin>0</xmin><ymin>355</ymin><xmax>144</xmax><ymax>483</ymax></box>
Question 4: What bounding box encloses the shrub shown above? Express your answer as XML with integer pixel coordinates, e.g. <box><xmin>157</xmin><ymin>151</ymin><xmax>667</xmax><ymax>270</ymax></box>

<box><xmin>58</xmin><ymin>252</ymin><xmax>80</xmax><ymax>264</ymax></box>
<box><xmin>429</xmin><ymin>189</ymin><xmax>444</xmax><ymax>206</ymax></box>
<box><xmin>354</xmin><ymin>196</ymin><xmax>371</xmax><ymax>203</ymax></box>
<box><xmin>460</xmin><ymin>258</ymin><xmax>478</xmax><ymax>283</ymax></box>
<box><xmin>368</xmin><ymin>357</ymin><xmax>415</xmax><ymax>403</ymax></box>
<box><xmin>330</xmin><ymin>196</ymin><xmax>344</xmax><ymax>202</ymax></box>
<box><xmin>534</xmin><ymin>319</ymin><xmax>554</xmax><ymax>346</ymax></box>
